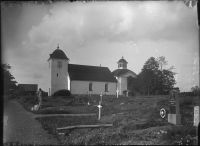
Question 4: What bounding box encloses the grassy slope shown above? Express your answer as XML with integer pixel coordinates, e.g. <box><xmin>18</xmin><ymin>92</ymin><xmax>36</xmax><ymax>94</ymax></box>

<box><xmin>17</xmin><ymin>95</ymin><xmax>199</xmax><ymax>145</ymax></box>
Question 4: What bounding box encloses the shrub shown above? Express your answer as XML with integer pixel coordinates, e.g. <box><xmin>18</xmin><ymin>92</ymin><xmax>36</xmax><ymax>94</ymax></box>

<box><xmin>52</xmin><ymin>89</ymin><xmax>71</xmax><ymax>97</ymax></box>
<box><xmin>179</xmin><ymin>92</ymin><xmax>194</xmax><ymax>97</ymax></box>
<box><xmin>122</xmin><ymin>90</ymin><xmax>134</xmax><ymax>96</ymax></box>
<box><xmin>180</xmin><ymin>97</ymin><xmax>193</xmax><ymax>106</ymax></box>
<box><xmin>161</xmin><ymin>125</ymin><xmax>197</xmax><ymax>144</ymax></box>
<box><xmin>123</xmin><ymin>90</ymin><xmax>127</xmax><ymax>95</ymax></box>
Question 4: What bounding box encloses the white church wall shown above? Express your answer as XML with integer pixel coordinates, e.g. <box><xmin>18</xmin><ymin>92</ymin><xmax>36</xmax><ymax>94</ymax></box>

<box><xmin>120</xmin><ymin>77</ymin><xmax>127</xmax><ymax>95</ymax></box>
<box><xmin>50</xmin><ymin>59</ymin><xmax>69</xmax><ymax>95</ymax></box>
<box><xmin>71</xmin><ymin>80</ymin><xmax>117</xmax><ymax>95</ymax></box>
<box><xmin>117</xmin><ymin>77</ymin><xmax>122</xmax><ymax>95</ymax></box>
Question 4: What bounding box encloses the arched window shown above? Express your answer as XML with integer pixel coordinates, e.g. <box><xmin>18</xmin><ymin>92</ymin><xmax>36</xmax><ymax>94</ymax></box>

<box><xmin>105</xmin><ymin>83</ymin><xmax>108</xmax><ymax>92</ymax></box>
<box><xmin>89</xmin><ymin>82</ymin><xmax>93</xmax><ymax>91</ymax></box>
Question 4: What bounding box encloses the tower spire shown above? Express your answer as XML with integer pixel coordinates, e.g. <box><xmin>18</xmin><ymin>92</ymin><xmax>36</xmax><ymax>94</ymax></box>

<box><xmin>57</xmin><ymin>44</ymin><xmax>59</xmax><ymax>50</ymax></box>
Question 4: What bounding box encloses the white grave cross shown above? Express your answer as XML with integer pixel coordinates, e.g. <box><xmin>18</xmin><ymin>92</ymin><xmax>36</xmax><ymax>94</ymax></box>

<box><xmin>95</xmin><ymin>101</ymin><xmax>102</xmax><ymax>120</ymax></box>
<box><xmin>116</xmin><ymin>88</ymin><xmax>119</xmax><ymax>98</ymax></box>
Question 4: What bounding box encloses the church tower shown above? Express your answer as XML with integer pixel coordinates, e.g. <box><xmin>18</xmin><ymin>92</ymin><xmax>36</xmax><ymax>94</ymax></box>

<box><xmin>117</xmin><ymin>56</ymin><xmax>128</xmax><ymax>69</ymax></box>
<box><xmin>47</xmin><ymin>45</ymin><xmax>70</xmax><ymax>96</ymax></box>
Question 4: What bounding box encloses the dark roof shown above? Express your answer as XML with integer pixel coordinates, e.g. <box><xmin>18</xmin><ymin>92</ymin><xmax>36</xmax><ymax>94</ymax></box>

<box><xmin>117</xmin><ymin>57</ymin><xmax>128</xmax><ymax>63</ymax></box>
<box><xmin>112</xmin><ymin>69</ymin><xmax>137</xmax><ymax>77</ymax></box>
<box><xmin>49</xmin><ymin>49</ymin><xmax>69</xmax><ymax>60</ymax></box>
<box><xmin>18</xmin><ymin>84</ymin><xmax>38</xmax><ymax>91</ymax></box>
<box><xmin>68</xmin><ymin>64</ymin><xmax>117</xmax><ymax>82</ymax></box>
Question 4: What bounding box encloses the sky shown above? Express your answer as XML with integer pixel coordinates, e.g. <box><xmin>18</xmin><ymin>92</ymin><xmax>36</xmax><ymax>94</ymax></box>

<box><xmin>1</xmin><ymin>1</ymin><xmax>199</xmax><ymax>92</ymax></box>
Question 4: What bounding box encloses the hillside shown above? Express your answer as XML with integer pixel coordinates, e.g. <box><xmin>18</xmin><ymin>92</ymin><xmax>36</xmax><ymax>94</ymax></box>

<box><xmin>18</xmin><ymin>94</ymin><xmax>199</xmax><ymax>145</ymax></box>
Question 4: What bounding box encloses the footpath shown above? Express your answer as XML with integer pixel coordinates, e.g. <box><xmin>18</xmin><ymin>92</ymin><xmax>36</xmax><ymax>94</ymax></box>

<box><xmin>3</xmin><ymin>98</ymin><xmax>59</xmax><ymax>145</ymax></box>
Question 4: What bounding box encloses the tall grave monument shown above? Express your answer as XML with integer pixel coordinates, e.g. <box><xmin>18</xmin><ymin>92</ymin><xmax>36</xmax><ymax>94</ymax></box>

<box><xmin>168</xmin><ymin>90</ymin><xmax>181</xmax><ymax>125</ymax></box>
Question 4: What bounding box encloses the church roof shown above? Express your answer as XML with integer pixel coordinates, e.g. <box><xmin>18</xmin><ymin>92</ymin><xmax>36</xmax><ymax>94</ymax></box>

<box><xmin>68</xmin><ymin>64</ymin><xmax>117</xmax><ymax>82</ymax></box>
<box><xmin>117</xmin><ymin>56</ymin><xmax>128</xmax><ymax>63</ymax></box>
<box><xmin>112</xmin><ymin>69</ymin><xmax>137</xmax><ymax>77</ymax></box>
<box><xmin>49</xmin><ymin>46</ymin><xmax>69</xmax><ymax>60</ymax></box>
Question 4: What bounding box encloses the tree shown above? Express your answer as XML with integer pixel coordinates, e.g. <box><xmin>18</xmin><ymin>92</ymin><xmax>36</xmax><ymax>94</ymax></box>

<box><xmin>191</xmin><ymin>86</ymin><xmax>200</xmax><ymax>96</ymax></box>
<box><xmin>143</xmin><ymin>57</ymin><xmax>159</xmax><ymax>71</ymax></box>
<box><xmin>127</xmin><ymin>76</ymin><xmax>140</xmax><ymax>93</ymax></box>
<box><xmin>173</xmin><ymin>87</ymin><xmax>180</xmax><ymax>92</ymax></box>
<box><xmin>2</xmin><ymin>63</ymin><xmax>18</xmax><ymax>95</ymax></box>
<box><xmin>157</xmin><ymin>56</ymin><xmax>168</xmax><ymax>91</ymax></box>
<box><xmin>137</xmin><ymin>56</ymin><xmax>177</xmax><ymax>95</ymax></box>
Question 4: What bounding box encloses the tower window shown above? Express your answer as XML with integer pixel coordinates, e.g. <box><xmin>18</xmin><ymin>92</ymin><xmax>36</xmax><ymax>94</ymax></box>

<box><xmin>57</xmin><ymin>61</ymin><xmax>62</xmax><ymax>68</ymax></box>
<box><xmin>105</xmin><ymin>83</ymin><xmax>109</xmax><ymax>92</ymax></box>
<box><xmin>89</xmin><ymin>82</ymin><xmax>93</xmax><ymax>91</ymax></box>
<box><xmin>57</xmin><ymin>73</ymin><xmax>58</xmax><ymax>77</ymax></box>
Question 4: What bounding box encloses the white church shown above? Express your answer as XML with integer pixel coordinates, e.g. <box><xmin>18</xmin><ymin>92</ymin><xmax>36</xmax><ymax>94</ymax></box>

<box><xmin>47</xmin><ymin>45</ymin><xmax>137</xmax><ymax>96</ymax></box>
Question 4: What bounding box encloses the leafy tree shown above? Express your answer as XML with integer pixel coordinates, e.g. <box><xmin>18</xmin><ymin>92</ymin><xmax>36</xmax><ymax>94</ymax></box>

<box><xmin>127</xmin><ymin>76</ymin><xmax>140</xmax><ymax>93</ymax></box>
<box><xmin>2</xmin><ymin>63</ymin><xmax>18</xmax><ymax>95</ymax></box>
<box><xmin>191</xmin><ymin>86</ymin><xmax>200</xmax><ymax>96</ymax></box>
<box><xmin>138</xmin><ymin>69</ymin><xmax>156</xmax><ymax>94</ymax></box>
<box><xmin>173</xmin><ymin>87</ymin><xmax>180</xmax><ymax>92</ymax></box>
<box><xmin>138</xmin><ymin>57</ymin><xmax>160</xmax><ymax>94</ymax></box>
<box><xmin>157</xmin><ymin>56</ymin><xmax>168</xmax><ymax>71</ymax></box>
<box><xmin>137</xmin><ymin>56</ymin><xmax>177</xmax><ymax>95</ymax></box>
<box><xmin>143</xmin><ymin>57</ymin><xmax>159</xmax><ymax>71</ymax></box>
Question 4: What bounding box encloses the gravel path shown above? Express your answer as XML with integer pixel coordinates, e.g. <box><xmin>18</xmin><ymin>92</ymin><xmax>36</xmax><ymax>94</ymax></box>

<box><xmin>3</xmin><ymin>99</ymin><xmax>59</xmax><ymax>145</ymax></box>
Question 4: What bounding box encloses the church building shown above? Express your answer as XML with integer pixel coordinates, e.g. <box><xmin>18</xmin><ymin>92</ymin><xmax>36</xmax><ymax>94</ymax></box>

<box><xmin>112</xmin><ymin>57</ymin><xmax>137</xmax><ymax>95</ymax></box>
<box><xmin>47</xmin><ymin>45</ymin><xmax>137</xmax><ymax>96</ymax></box>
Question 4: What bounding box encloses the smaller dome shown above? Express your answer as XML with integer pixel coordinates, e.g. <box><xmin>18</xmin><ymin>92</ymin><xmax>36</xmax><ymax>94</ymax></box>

<box><xmin>117</xmin><ymin>56</ymin><xmax>128</xmax><ymax>63</ymax></box>
<box><xmin>49</xmin><ymin>47</ymin><xmax>69</xmax><ymax>60</ymax></box>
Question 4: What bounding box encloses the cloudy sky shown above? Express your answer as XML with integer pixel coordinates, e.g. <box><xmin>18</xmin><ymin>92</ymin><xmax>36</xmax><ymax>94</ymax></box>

<box><xmin>1</xmin><ymin>1</ymin><xmax>199</xmax><ymax>92</ymax></box>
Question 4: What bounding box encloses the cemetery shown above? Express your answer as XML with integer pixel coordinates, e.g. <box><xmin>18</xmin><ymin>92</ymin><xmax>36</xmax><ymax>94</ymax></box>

<box><xmin>16</xmin><ymin>90</ymin><xmax>199</xmax><ymax>145</ymax></box>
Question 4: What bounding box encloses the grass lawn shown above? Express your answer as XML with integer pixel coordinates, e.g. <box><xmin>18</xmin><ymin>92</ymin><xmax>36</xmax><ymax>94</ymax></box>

<box><xmin>17</xmin><ymin>94</ymin><xmax>199</xmax><ymax>145</ymax></box>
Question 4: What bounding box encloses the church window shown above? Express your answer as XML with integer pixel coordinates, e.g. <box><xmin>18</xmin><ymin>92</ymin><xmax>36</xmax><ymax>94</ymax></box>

<box><xmin>57</xmin><ymin>73</ymin><xmax>58</xmax><ymax>77</ymax></box>
<box><xmin>89</xmin><ymin>82</ymin><xmax>93</xmax><ymax>91</ymax></box>
<box><xmin>105</xmin><ymin>83</ymin><xmax>109</xmax><ymax>92</ymax></box>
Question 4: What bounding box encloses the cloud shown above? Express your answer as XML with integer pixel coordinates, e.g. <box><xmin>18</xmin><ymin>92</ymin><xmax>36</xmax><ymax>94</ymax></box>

<box><xmin>27</xmin><ymin>1</ymin><xmax>197</xmax><ymax>47</ymax></box>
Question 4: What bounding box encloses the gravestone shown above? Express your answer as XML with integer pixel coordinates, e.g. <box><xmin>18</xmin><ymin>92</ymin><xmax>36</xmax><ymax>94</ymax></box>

<box><xmin>168</xmin><ymin>90</ymin><xmax>181</xmax><ymax>125</ymax></box>
<box><xmin>194</xmin><ymin>106</ymin><xmax>199</xmax><ymax>127</ymax></box>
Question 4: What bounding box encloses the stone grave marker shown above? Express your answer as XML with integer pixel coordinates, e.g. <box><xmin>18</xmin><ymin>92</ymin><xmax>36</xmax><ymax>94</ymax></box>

<box><xmin>168</xmin><ymin>90</ymin><xmax>181</xmax><ymax>125</ymax></box>
<box><xmin>194</xmin><ymin>106</ymin><xmax>199</xmax><ymax>127</ymax></box>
